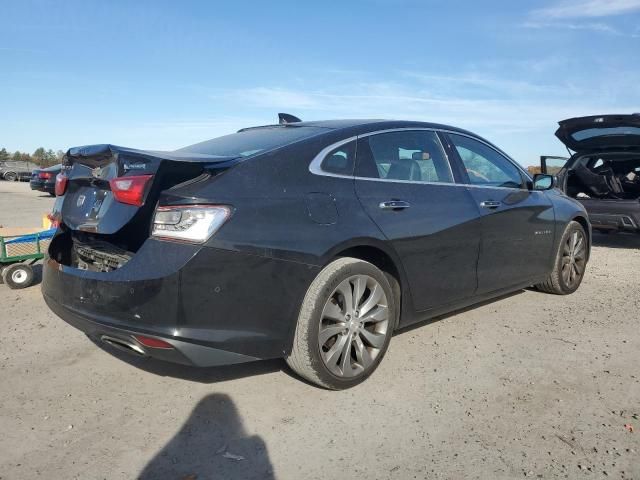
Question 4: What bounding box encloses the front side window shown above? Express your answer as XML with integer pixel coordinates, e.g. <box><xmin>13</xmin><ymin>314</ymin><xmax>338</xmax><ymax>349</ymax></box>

<box><xmin>355</xmin><ymin>130</ymin><xmax>453</xmax><ymax>183</ymax></box>
<box><xmin>449</xmin><ymin>134</ymin><xmax>524</xmax><ymax>189</ymax></box>
<box><xmin>320</xmin><ymin>141</ymin><xmax>356</xmax><ymax>176</ymax></box>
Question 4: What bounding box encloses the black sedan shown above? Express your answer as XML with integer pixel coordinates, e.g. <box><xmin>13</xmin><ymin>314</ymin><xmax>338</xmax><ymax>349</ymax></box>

<box><xmin>42</xmin><ymin>116</ymin><xmax>590</xmax><ymax>389</ymax></box>
<box><xmin>30</xmin><ymin>164</ymin><xmax>62</xmax><ymax>196</ymax></box>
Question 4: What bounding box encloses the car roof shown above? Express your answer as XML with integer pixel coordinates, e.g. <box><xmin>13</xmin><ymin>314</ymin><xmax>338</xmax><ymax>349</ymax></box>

<box><xmin>242</xmin><ymin>118</ymin><xmax>477</xmax><ymax>136</ymax></box>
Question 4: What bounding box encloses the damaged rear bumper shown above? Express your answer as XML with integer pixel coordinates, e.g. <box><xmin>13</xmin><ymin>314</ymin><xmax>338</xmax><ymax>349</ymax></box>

<box><xmin>42</xmin><ymin>235</ymin><xmax>320</xmax><ymax>366</ymax></box>
<box><xmin>43</xmin><ymin>292</ymin><xmax>259</xmax><ymax>366</ymax></box>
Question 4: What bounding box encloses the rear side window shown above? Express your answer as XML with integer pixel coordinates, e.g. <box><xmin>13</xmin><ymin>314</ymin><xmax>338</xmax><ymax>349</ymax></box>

<box><xmin>178</xmin><ymin>126</ymin><xmax>326</xmax><ymax>157</ymax></box>
<box><xmin>355</xmin><ymin>130</ymin><xmax>453</xmax><ymax>183</ymax></box>
<box><xmin>449</xmin><ymin>134</ymin><xmax>524</xmax><ymax>189</ymax></box>
<box><xmin>320</xmin><ymin>141</ymin><xmax>356</xmax><ymax>176</ymax></box>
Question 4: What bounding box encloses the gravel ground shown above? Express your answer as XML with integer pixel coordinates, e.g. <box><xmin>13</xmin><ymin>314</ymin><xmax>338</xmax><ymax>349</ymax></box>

<box><xmin>0</xmin><ymin>181</ymin><xmax>639</xmax><ymax>480</ymax></box>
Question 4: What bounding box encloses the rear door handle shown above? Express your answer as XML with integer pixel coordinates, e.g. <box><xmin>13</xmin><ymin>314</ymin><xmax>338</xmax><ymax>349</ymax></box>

<box><xmin>379</xmin><ymin>200</ymin><xmax>411</xmax><ymax>210</ymax></box>
<box><xmin>479</xmin><ymin>201</ymin><xmax>502</xmax><ymax>209</ymax></box>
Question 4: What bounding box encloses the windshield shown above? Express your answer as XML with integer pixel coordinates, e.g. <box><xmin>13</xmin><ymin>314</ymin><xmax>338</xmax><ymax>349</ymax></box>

<box><xmin>177</xmin><ymin>125</ymin><xmax>327</xmax><ymax>157</ymax></box>
<box><xmin>572</xmin><ymin>126</ymin><xmax>640</xmax><ymax>141</ymax></box>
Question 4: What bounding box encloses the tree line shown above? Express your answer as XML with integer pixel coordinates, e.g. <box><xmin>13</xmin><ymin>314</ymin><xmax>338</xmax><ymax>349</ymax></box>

<box><xmin>0</xmin><ymin>147</ymin><xmax>65</xmax><ymax>168</ymax></box>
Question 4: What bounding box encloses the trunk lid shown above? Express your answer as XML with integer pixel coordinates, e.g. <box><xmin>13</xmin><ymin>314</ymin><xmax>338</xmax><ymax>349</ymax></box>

<box><xmin>60</xmin><ymin>144</ymin><xmax>237</xmax><ymax>236</ymax></box>
<box><xmin>556</xmin><ymin>114</ymin><xmax>640</xmax><ymax>152</ymax></box>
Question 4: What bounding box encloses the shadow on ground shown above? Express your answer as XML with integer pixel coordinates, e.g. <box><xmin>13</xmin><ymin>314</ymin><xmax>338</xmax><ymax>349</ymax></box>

<box><xmin>139</xmin><ymin>393</ymin><xmax>275</xmax><ymax>480</ymax></box>
<box><xmin>592</xmin><ymin>232</ymin><xmax>640</xmax><ymax>249</ymax></box>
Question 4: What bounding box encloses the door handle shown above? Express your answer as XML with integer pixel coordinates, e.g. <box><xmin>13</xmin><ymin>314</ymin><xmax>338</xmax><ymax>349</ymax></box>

<box><xmin>379</xmin><ymin>200</ymin><xmax>411</xmax><ymax>210</ymax></box>
<box><xmin>480</xmin><ymin>200</ymin><xmax>502</xmax><ymax>209</ymax></box>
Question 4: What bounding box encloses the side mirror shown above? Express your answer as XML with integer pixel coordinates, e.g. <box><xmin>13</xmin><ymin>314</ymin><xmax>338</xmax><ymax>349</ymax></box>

<box><xmin>532</xmin><ymin>174</ymin><xmax>556</xmax><ymax>191</ymax></box>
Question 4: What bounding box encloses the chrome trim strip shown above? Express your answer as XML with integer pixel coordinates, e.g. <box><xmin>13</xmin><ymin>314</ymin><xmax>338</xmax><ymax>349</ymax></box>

<box><xmin>308</xmin><ymin>126</ymin><xmax>533</xmax><ymax>186</ymax></box>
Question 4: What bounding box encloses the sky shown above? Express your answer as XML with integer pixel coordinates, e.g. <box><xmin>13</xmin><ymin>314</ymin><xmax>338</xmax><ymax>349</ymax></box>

<box><xmin>1</xmin><ymin>0</ymin><xmax>639</xmax><ymax>166</ymax></box>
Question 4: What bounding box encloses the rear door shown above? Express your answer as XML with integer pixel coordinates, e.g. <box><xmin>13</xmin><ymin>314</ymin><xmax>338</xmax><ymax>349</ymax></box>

<box><xmin>540</xmin><ymin>156</ymin><xmax>569</xmax><ymax>175</ymax></box>
<box><xmin>445</xmin><ymin>133</ymin><xmax>556</xmax><ymax>292</ymax></box>
<box><xmin>354</xmin><ymin>129</ymin><xmax>481</xmax><ymax>312</ymax></box>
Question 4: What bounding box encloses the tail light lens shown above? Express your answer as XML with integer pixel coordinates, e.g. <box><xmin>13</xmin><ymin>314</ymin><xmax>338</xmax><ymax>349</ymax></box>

<box><xmin>134</xmin><ymin>335</ymin><xmax>174</xmax><ymax>349</ymax></box>
<box><xmin>109</xmin><ymin>175</ymin><xmax>153</xmax><ymax>206</ymax></box>
<box><xmin>54</xmin><ymin>173</ymin><xmax>68</xmax><ymax>196</ymax></box>
<box><xmin>39</xmin><ymin>172</ymin><xmax>53</xmax><ymax>179</ymax></box>
<box><xmin>152</xmin><ymin>205</ymin><xmax>231</xmax><ymax>243</ymax></box>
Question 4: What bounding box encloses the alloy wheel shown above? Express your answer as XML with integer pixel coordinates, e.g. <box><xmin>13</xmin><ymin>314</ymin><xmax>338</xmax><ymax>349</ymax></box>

<box><xmin>318</xmin><ymin>274</ymin><xmax>390</xmax><ymax>378</ymax></box>
<box><xmin>561</xmin><ymin>230</ymin><xmax>586</xmax><ymax>289</ymax></box>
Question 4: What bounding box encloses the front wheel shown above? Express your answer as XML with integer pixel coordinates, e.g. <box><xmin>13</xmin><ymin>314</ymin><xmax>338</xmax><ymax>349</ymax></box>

<box><xmin>286</xmin><ymin>257</ymin><xmax>396</xmax><ymax>390</ymax></box>
<box><xmin>4</xmin><ymin>172</ymin><xmax>18</xmax><ymax>182</ymax></box>
<box><xmin>535</xmin><ymin>221</ymin><xmax>588</xmax><ymax>295</ymax></box>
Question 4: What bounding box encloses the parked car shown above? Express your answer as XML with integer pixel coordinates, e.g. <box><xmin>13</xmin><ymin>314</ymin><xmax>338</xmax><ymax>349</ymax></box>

<box><xmin>0</xmin><ymin>161</ymin><xmax>38</xmax><ymax>181</ymax></box>
<box><xmin>43</xmin><ymin>116</ymin><xmax>591</xmax><ymax>389</ymax></box>
<box><xmin>30</xmin><ymin>164</ymin><xmax>62</xmax><ymax>196</ymax></box>
<box><xmin>542</xmin><ymin>114</ymin><xmax>640</xmax><ymax>234</ymax></box>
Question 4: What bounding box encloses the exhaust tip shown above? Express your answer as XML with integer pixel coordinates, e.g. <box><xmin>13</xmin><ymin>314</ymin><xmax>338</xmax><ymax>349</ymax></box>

<box><xmin>100</xmin><ymin>335</ymin><xmax>146</xmax><ymax>356</ymax></box>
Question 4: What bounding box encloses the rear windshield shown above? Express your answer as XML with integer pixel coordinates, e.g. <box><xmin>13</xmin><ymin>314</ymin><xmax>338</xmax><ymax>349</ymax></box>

<box><xmin>177</xmin><ymin>126</ymin><xmax>326</xmax><ymax>157</ymax></box>
<box><xmin>572</xmin><ymin>127</ymin><xmax>640</xmax><ymax>141</ymax></box>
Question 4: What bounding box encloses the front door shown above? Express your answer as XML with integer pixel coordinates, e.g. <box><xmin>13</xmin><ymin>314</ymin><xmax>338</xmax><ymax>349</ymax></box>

<box><xmin>354</xmin><ymin>129</ymin><xmax>481</xmax><ymax>312</ymax></box>
<box><xmin>446</xmin><ymin>133</ymin><xmax>556</xmax><ymax>293</ymax></box>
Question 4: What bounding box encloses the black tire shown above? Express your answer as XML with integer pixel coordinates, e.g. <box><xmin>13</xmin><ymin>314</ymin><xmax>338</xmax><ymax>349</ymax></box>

<box><xmin>4</xmin><ymin>172</ymin><xmax>18</xmax><ymax>182</ymax></box>
<box><xmin>535</xmin><ymin>221</ymin><xmax>588</xmax><ymax>295</ymax></box>
<box><xmin>286</xmin><ymin>257</ymin><xmax>396</xmax><ymax>390</ymax></box>
<box><xmin>2</xmin><ymin>263</ymin><xmax>35</xmax><ymax>289</ymax></box>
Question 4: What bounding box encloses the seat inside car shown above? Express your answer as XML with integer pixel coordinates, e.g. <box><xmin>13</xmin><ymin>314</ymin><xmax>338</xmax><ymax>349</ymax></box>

<box><xmin>573</xmin><ymin>162</ymin><xmax>619</xmax><ymax>198</ymax></box>
<box><xmin>387</xmin><ymin>157</ymin><xmax>422</xmax><ymax>181</ymax></box>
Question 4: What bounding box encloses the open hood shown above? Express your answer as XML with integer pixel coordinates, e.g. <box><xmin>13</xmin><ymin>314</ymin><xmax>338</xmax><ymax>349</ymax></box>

<box><xmin>555</xmin><ymin>114</ymin><xmax>640</xmax><ymax>152</ymax></box>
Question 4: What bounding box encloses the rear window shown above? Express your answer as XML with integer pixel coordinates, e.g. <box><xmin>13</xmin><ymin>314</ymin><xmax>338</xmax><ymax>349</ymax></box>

<box><xmin>177</xmin><ymin>126</ymin><xmax>326</xmax><ymax>157</ymax></box>
<box><xmin>572</xmin><ymin>127</ymin><xmax>640</xmax><ymax>141</ymax></box>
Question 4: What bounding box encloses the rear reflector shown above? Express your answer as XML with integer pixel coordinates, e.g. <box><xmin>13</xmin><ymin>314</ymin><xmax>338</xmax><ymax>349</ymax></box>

<box><xmin>134</xmin><ymin>335</ymin><xmax>174</xmax><ymax>349</ymax></box>
<box><xmin>109</xmin><ymin>175</ymin><xmax>153</xmax><ymax>206</ymax></box>
<box><xmin>55</xmin><ymin>173</ymin><xmax>68</xmax><ymax>196</ymax></box>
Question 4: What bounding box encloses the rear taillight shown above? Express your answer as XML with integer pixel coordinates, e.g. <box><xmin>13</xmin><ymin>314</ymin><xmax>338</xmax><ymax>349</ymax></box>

<box><xmin>39</xmin><ymin>172</ymin><xmax>53</xmax><ymax>179</ymax></box>
<box><xmin>151</xmin><ymin>205</ymin><xmax>231</xmax><ymax>243</ymax></box>
<box><xmin>109</xmin><ymin>175</ymin><xmax>153</xmax><ymax>206</ymax></box>
<box><xmin>55</xmin><ymin>174</ymin><xmax>68</xmax><ymax>196</ymax></box>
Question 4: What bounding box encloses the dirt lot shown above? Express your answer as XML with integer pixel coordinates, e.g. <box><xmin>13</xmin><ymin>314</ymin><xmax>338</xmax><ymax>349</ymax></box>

<box><xmin>0</xmin><ymin>181</ymin><xmax>639</xmax><ymax>480</ymax></box>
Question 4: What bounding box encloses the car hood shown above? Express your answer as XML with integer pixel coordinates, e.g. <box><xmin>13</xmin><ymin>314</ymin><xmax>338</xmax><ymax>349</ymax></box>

<box><xmin>556</xmin><ymin>114</ymin><xmax>640</xmax><ymax>152</ymax></box>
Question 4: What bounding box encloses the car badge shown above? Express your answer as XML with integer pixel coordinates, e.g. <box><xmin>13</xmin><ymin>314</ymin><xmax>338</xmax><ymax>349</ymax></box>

<box><xmin>91</xmin><ymin>167</ymin><xmax>102</xmax><ymax>178</ymax></box>
<box><xmin>77</xmin><ymin>195</ymin><xmax>86</xmax><ymax>207</ymax></box>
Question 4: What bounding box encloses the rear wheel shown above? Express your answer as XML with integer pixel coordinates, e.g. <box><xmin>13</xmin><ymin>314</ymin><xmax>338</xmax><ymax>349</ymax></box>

<box><xmin>536</xmin><ymin>221</ymin><xmax>588</xmax><ymax>295</ymax></box>
<box><xmin>2</xmin><ymin>263</ymin><xmax>35</xmax><ymax>289</ymax></box>
<box><xmin>286</xmin><ymin>257</ymin><xmax>396</xmax><ymax>390</ymax></box>
<box><xmin>4</xmin><ymin>172</ymin><xmax>18</xmax><ymax>182</ymax></box>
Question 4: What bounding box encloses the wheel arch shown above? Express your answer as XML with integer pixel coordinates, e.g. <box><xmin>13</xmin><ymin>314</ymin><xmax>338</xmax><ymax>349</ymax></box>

<box><xmin>326</xmin><ymin>241</ymin><xmax>409</xmax><ymax>329</ymax></box>
<box><xmin>571</xmin><ymin>214</ymin><xmax>591</xmax><ymax>261</ymax></box>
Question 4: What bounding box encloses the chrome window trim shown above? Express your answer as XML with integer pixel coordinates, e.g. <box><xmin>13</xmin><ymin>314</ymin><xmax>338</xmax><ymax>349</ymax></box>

<box><xmin>308</xmin><ymin>127</ymin><xmax>535</xmax><ymax>191</ymax></box>
<box><xmin>308</xmin><ymin>136</ymin><xmax>358</xmax><ymax>178</ymax></box>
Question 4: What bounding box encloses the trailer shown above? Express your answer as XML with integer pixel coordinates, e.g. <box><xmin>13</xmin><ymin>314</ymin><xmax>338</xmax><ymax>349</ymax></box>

<box><xmin>0</xmin><ymin>227</ymin><xmax>56</xmax><ymax>289</ymax></box>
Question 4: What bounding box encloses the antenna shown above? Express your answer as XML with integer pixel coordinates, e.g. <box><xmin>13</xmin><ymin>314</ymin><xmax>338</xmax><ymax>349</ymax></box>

<box><xmin>278</xmin><ymin>113</ymin><xmax>302</xmax><ymax>125</ymax></box>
